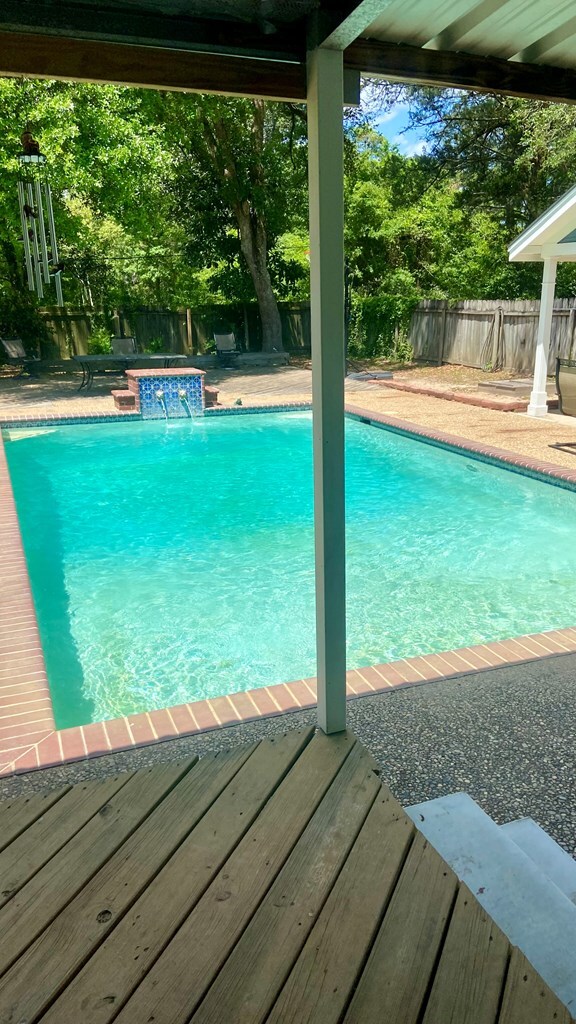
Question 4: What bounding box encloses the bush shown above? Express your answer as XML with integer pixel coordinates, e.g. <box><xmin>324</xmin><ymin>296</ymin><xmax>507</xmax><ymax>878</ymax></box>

<box><xmin>348</xmin><ymin>290</ymin><xmax>419</xmax><ymax>360</ymax></box>
<box><xmin>144</xmin><ymin>336</ymin><xmax>165</xmax><ymax>353</ymax></box>
<box><xmin>87</xmin><ymin>327</ymin><xmax>112</xmax><ymax>354</ymax></box>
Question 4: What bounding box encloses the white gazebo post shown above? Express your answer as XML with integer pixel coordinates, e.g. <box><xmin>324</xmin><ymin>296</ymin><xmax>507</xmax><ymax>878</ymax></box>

<box><xmin>307</xmin><ymin>47</ymin><xmax>347</xmax><ymax>734</ymax></box>
<box><xmin>528</xmin><ymin>257</ymin><xmax>557</xmax><ymax>417</ymax></box>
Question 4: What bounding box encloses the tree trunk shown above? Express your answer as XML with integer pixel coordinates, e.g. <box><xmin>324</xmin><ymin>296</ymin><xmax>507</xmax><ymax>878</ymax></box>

<box><xmin>234</xmin><ymin>201</ymin><xmax>284</xmax><ymax>352</ymax></box>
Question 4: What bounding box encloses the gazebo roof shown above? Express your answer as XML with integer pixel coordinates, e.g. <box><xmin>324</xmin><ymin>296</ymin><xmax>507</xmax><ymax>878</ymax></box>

<box><xmin>509</xmin><ymin>183</ymin><xmax>576</xmax><ymax>262</ymax></box>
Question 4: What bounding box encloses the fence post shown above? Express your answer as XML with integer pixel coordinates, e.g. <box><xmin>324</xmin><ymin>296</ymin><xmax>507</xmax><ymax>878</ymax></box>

<box><xmin>438</xmin><ymin>305</ymin><xmax>447</xmax><ymax>365</ymax></box>
<box><xmin>185</xmin><ymin>308</ymin><xmax>193</xmax><ymax>354</ymax></box>
<box><xmin>569</xmin><ymin>306</ymin><xmax>576</xmax><ymax>361</ymax></box>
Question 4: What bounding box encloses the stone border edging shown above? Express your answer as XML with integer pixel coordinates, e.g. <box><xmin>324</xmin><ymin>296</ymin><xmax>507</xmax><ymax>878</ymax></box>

<box><xmin>0</xmin><ymin>436</ymin><xmax>55</xmax><ymax>769</ymax></box>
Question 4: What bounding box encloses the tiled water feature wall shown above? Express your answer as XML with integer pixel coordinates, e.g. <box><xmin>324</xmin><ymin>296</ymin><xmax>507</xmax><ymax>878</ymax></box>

<box><xmin>126</xmin><ymin>368</ymin><xmax>205</xmax><ymax>419</ymax></box>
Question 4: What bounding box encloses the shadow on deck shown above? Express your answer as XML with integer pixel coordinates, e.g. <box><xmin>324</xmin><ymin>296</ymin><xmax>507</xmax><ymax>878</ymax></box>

<box><xmin>0</xmin><ymin>727</ymin><xmax>571</xmax><ymax>1023</ymax></box>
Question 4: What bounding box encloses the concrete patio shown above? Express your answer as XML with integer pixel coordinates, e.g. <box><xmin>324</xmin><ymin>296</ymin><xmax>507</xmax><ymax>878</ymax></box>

<box><xmin>3</xmin><ymin>364</ymin><xmax>576</xmax><ymax>469</ymax></box>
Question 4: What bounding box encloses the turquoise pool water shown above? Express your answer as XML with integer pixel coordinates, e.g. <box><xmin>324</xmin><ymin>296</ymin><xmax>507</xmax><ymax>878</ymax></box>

<box><xmin>4</xmin><ymin>411</ymin><xmax>576</xmax><ymax>728</ymax></box>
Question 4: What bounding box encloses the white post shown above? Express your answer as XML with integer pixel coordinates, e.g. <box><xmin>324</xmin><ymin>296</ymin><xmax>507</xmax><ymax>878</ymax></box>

<box><xmin>528</xmin><ymin>257</ymin><xmax>557</xmax><ymax>417</ymax></box>
<box><xmin>307</xmin><ymin>48</ymin><xmax>347</xmax><ymax>734</ymax></box>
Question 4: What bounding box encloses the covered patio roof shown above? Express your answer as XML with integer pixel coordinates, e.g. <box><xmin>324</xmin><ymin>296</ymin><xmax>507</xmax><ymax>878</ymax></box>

<box><xmin>3</xmin><ymin>0</ymin><xmax>576</xmax><ymax>103</ymax></box>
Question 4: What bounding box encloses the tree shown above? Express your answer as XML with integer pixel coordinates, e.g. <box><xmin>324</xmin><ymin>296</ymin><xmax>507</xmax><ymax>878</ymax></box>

<box><xmin>0</xmin><ymin>78</ymin><xmax>185</xmax><ymax>327</ymax></box>
<box><xmin>378</xmin><ymin>85</ymin><xmax>576</xmax><ymax>297</ymax></box>
<box><xmin>152</xmin><ymin>93</ymin><xmax>308</xmax><ymax>351</ymax></box>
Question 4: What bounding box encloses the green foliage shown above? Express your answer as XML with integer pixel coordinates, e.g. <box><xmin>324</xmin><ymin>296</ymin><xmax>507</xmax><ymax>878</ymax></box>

<box><xmin>3</xmin><ymin>76</ymin><xmax>576</xmax><ymax>362</ymax></box>
<box><xmin>144</xmin><ymin>336</ymin><xmax>164</xmax><ymax>353</ymax></box>
<box><xmin>87</xmin><ymin>327</ymin><xmax>112</xmax><ymax>354</ymax></box>
<box><xmin>0</xmin><ymin>288</ymin><xmax>49</xmax><ymax>357</ymax></box>
<box><xmin>348</xmin><ymin>285</ymin><xmax>419</xmax><ymax>359</ymax></box>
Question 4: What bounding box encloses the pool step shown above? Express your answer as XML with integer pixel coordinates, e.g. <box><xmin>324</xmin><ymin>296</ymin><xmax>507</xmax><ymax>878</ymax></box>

<box><xmin>112</xmin><ymin>389</ymin><xmax>138</xmax><ymax>411</ymax></box>
<box><xmin>406</xmin><ymin>791</ymin><xmax>576</xmax><ymax>1011</ymax></box>
<box><xmin>501</xmin><ymin>816</ymin><xmax>576</xmax><ymax>904</ymax></box>
<box><xmin>204</xmin><ymin>385</ymin><xmax>219</xmax><ymax>407</ymax></box>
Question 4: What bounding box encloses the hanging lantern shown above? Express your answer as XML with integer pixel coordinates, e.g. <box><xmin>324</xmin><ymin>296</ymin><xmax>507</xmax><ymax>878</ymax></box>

<box><xmin>16</xmin><ymin>128</ymin><xmax>64</xmax><ymax>305</ymax></box>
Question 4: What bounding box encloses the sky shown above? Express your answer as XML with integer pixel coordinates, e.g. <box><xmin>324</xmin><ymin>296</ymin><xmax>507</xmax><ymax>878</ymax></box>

<box><xmin>370</xmin><ymin>101</ymin><xmax>428</xmax><ymax>157</ymax></box>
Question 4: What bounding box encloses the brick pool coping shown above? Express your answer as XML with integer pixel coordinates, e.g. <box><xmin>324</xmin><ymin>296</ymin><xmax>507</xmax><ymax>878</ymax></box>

<box><xmin>1</xmin><ymin>400</ymin><xmax>576</xmax><ymax>776</ymax></box>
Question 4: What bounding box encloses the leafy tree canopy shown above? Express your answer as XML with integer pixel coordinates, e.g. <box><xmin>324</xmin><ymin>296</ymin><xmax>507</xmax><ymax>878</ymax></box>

<box><xmin>2</xmin><ymin>76</ymin><xmax>576</xmax><ymax>357</ymax></box>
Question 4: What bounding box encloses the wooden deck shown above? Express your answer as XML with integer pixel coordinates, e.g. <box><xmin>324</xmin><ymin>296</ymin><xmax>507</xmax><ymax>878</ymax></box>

<box><xmin>0</xmin><ymin>726</ymin><xmax>572</xmax><ymax>1024</ymax></box>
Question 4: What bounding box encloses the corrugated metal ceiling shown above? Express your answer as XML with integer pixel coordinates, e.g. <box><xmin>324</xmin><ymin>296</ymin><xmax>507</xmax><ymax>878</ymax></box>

<box><xmin>363</xmin><ymin>0</ymin><xmax>576</xmax><ymax>70</ymax></box>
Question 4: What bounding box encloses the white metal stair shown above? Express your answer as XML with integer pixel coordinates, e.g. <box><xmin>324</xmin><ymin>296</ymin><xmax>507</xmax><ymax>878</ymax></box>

<box><xmin>406</xmin><ymin>792</ymin><xmax>576</xmax><ymax>1014</ymax></box>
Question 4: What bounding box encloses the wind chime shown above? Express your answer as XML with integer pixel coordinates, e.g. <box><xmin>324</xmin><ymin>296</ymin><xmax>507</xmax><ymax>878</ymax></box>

<box><xmin>16</xmin><ymin>128</ymin><xmax>64</xmax><ymax>305</ymax></box>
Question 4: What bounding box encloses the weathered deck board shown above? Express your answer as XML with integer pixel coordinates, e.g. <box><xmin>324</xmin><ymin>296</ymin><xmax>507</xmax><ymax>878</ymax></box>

<box><xmin>343</xmin><ymin>833</ymin><xmax>458</xmax><ymax>1023</ymax></box>
<box><xmin>0</xmin><ymin>758</ymin><xmax>196</xmax><ymax>975</ymax></box>
<box><xmin>191</xmin><ymin>742</ymin><xmax>380</xmax><ymax>1024</ymax></box>
<box><xmin>0</xmin><ymin>743</ymin><xmax>256</xmax><ymax>1023</ymax></box>
<box><xmin>41</xmin><ymin>728</ymin><xmax>313</xmax><ymax>1024</ymax></box>
<box><xmin>499</xmin><ymin>948</ymin><xmax>574</xmax><ymax>1024</ymax></box>
<box><xmin>421</xmin><ymin>885</ymin><xmax>510</xmax><ymax>1024</ymax></box>
<box><xmin>0</xmin><ymin>774</ymin><xmax>131</xmax><ymax>907</ymax></box>
<box><xmin>113</xmin><ymin>729</ymin><xmax>355</xmax><ymax>1024</ymax></box>
<box><xmin>0</xmin><ymin>784</ymin><xmax>71</xmax><ymax>853</ymax></box>
<box><xmin>0</xmin><ymin>727</ymin><xmax>572</xmax><ymax>1024</ymax></box>
<box><xmin>266</xmin><ymin>791</ymin><xmax>414</xmax><ymax>1024</ymax></box>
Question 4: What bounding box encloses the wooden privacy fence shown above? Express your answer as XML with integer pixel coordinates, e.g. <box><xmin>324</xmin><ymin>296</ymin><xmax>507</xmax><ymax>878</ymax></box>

<box><xmin>37</xmin><ymin>302</ymin><xmax>311</xmax><ymax>359</ymax></box>
<box><xmin>410</xmin><ymin>298</ymin><xmax>576</xmax><ymax>373</ymax></box>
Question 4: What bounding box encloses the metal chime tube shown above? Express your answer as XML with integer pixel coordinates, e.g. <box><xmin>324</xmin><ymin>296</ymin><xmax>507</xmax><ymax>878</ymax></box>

<box><xmin>54</xmin><ymin>271</ymin><xmax>64</xmax><ymax>306</ymax></box>
<box><xmin>44</xmin><ymin>182</ymin><xmax>63</xmax><ymax>304</ymax></box>
<box><xmin>26</xmin><ymin>182</ymin><xmax>44</xmax><ymax>298</ymax></box>
<box><xmin>17</xmin><ymin>180</ymin><xmax>34</xmax><ymax>289</ymax></box>
<box><xmin>44</xmin><ymin>182</ymin><xmax>59</xmax><ymax>264</ymax></box>
<box><xmin>34</xmin><ymin>179</ymin><xmax>51</xmax><ymax>283</ymax></box>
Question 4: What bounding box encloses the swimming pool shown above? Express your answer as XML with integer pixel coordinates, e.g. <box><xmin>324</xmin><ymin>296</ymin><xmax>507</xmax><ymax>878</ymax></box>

<box><xmin>4</xmin><ymin>410</ymin><xmax>576</xmax><ymax>728</ymax></box>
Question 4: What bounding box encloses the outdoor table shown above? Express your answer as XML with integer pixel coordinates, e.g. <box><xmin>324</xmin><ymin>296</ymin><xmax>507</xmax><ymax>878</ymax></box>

<box><xmin>73</xmin><ymin>354</ymin><xmax>189</xmax><ymax>390</ymax></box>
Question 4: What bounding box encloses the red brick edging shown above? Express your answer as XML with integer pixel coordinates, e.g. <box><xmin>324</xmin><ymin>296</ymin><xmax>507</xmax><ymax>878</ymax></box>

<box><xmin>345</xmin><ymin>404</ymin><xmax>576</xmax><ymax>486</ymax></box>
<box><xmin>377</xmin><ymin>378</ymin><xmax>559</xmax><ymax>413</ymax></box>
<box><xmin>0</xmin><ymin>437</ymin><xmax>55</xmax><ymax>769</ymax></box>
<box><xmin>1</xmin><ymin>402</ymin><xmax>576</xmax><ymax>776</ymax></box>
<box><xmin>2</xmin><ymin>628</ymin><xmax>576</xmax><ymax>776</ymax></box>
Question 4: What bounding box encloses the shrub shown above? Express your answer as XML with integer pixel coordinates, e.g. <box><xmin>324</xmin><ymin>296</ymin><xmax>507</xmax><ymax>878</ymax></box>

<box><xmin>144</xmin><ymin>336</ymin><xmax>165</xmax><ymax>353</ymax></box>
<box><xmin>348</xmin><ymin>290</ymin><xmax>419</xmax><ymax>360</ymax></box>
<box><xmin>87</xmin><ymin>327</ymin><xmax>112</xmax><ymax>354</ymax></box>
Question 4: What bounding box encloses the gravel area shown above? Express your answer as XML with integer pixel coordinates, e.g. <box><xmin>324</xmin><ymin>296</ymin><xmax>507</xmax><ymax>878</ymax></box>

<box><xmin>3</xmin><ymin>653</ymin><xmax>575</xmax><ymax>856</ymax></box>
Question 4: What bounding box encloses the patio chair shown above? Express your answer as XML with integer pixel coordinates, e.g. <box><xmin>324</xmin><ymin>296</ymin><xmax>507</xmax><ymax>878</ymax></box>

<box><xmin>0</xmin><ymin>337</ymin><xmax>40</xmax><ymax>376</ymax></box>
<box><xmin>111</xmin><ymin>336</ymin><xmax>138</xmax><ymax>356</ymax></box>
<box><xmin>214</xmin><ymin>332</ymin><xmax>239</xmax><ymax>368</ymax></box>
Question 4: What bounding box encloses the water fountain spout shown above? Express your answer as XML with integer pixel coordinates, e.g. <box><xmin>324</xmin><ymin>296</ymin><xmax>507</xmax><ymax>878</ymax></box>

<box><xmin>179</xmin><ymin>388</ymin><xmax>193</xmax><ymax>418</ymax></box>
<box><xmin>155</xmin><ymin>388</ymin><xmax>168</xmax><ymax>420</ymax></box>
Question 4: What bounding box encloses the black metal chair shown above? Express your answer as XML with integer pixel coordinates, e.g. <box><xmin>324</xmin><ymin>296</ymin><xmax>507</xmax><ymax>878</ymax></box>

<box><xmin>1</xmin><ymin>337</ymin><xmax>41</xmax><ymax>376</ymax></box>
<box><xmin>111</xmin><ymin>336</ymin><xmax>138</xmax><ymax>356</ymax></box>
<box><xmin>214</xmin><ymin>332</ymin><xmax>239</xmax><ymax>368</ymax></box>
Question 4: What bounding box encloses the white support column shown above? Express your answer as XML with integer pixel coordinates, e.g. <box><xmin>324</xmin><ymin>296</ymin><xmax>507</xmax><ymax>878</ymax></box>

<box><xmin>307</xmin><ymin>47</ymin><xmax>346</xmax><ymax>734</ymax></box>
<box><xmin>528</xmin><ymin>257</ymin><xmax>557</xmax><ymax>417</ymax></box>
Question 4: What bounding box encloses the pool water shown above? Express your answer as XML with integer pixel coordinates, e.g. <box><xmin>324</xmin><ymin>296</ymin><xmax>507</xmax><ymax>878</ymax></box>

<box><xmin>5</xmin><ymin>412</ymin><xmax>576</xmax><ymax>728</ymax></box>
